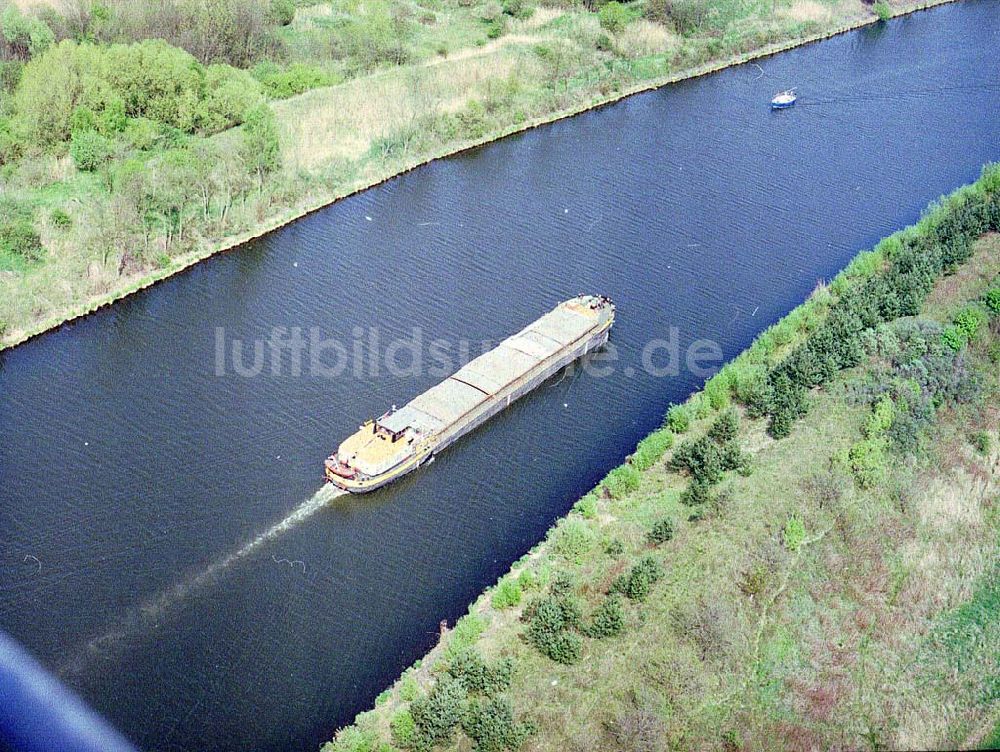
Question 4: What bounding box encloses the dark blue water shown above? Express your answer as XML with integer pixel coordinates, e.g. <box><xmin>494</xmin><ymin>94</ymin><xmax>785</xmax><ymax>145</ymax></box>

<box><xmin>1</xmin><ymin>2</ymin><xmax>998</xmax><ymax>749</ymax></box>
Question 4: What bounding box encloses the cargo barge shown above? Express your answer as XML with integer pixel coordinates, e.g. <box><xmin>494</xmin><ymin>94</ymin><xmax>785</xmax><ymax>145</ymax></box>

<box><xmin>324</xmin><ymin>295</ymin><xmax>615</xmax><ymax>492</ymax></box>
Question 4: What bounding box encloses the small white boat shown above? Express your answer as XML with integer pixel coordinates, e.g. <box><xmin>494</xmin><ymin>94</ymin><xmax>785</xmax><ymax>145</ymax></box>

<box><xmin>771</xmin><ymin>89</ymin><xmax>797</xmax><ymax>109</ymax></box>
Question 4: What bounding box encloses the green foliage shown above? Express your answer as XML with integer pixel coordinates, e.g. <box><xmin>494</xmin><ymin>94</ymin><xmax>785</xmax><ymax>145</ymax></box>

<box><xmin>196</xmin><ymin>64</ymin><xmax>266</xmax><ymax>134</ymax></box>
<box><xmin>941</xmin><ymin>325</ymin><xmax>967</xmax><ymax>352</ymax></box>
<box><xmin>583</xmin><ymin>594</ymin><xmax>625</xmax><ymax>638</ymax></box>
<box><xmin>953</xmin><ymin>305</ymin><xmax>988</xmax><ymax>341</ymax></box>
<box><xmin>50</xmin><ymin>208</ymin><xmax>72</xmax><ymax>229</ymax></box>
<box><xmin>271</xmin><ymin>0</ymin><xmax>297</xmax><ymax>25</ymax></box>
<box><xmin>410</xmin><ymin>677</ymin><xmax>468</xmax><ymax>745</ymax></box>
<box><xmin>873</xmin><ymin>1</ymin><xmax>892</xmax><ymax>22</ymax></box>
<box><xmin>572</xmin><ymin>492</ymin><xmax>598</xmax><ymax>519</ymax></box>
<box><xmin>491</xmin><ymin>577</ymin><xmax>523</xmax><ymax>609</ymax></box>
<box><xmin>253</xmin><ymin>61</ymin><xmax>335</xmax><ymax>98</ymax></box>
<box><xmin>461</xmin><ymin>696</ymin><xmax>535</xmax><ymax>752</ymax></box>
<box><xmin>983</xmin><ymin>286</ymin><xmax>1000</xmax><ymax>315</ymax></box>
<box><xmin>647</xmin><ymin>517</ymin><xmax>674</xmax><ymax>545</ymax></box>
<box><xmin>782</xmin><ymin>516</ymin><xmax>806</xmax><ymax>552</ymax></box>
<box><xmin>241</xmin><ymin>102</ymin><xmax>281</xmax><ymax>179</ymax></box>
<box><xmin>632</xmin><ymin>429</ymin><xmax>673</xmax><ymax>471</ymax></box>
<box><xmin>399</xmin><ymin>674</ymin><xmax>420</xmax><ymax>702</ymax></box>
<box><xmin>1</xmin><ymin>6</ymin><xmax>54</xmax><ymax>57</ymax></box>
<box><xmin>501</xmin><ymin>0</ymin><xmax>533</xmax><ymax>20</ymax></box>
<box><xmin>12</xmin><ymin>39</ymin><xmax>268</xmax><ymax>147</ymax></box>
<box><xmin>846</xmin><ymin>436</ymin><xmax>888</xmax><ymax>490</ymax></box>
<box><xmin>445</xmin><ymin>614</ymin><xmax>486</xmax><ymax>658</ymax></box>
<box><xmin>0</xmin><ymin>200</ymin><xmax>43</xmax><ymax>263</ymax></box>
<box><xmin>391</xmin><ymin>708</ymin><xmax>418</xmax><ymax>748</ymax></box>
<box><xmin>552</xmin><ymin>517</ymin><xmax>597</xmax><ymax>560</ymax></box>
<box><xmin>680</xmin><ymin>479</ymin><xmax>714</xmax><ymax>506</ymax></box>
<box><xmin>598</xmin><ymin>1</ymin><xmax>630</xmax><ymax>33</ymax></box>
<box><xmin>525</xmin><ymin>593</ymin><xmax>582</xmax><ymax>663</ymax></box>
<box><xmin>604</xmin><ymin>538</ymin><xmax>625</xmax><ymax>557</ymax></box>
<box><xmin>970</xmin><ymin>430</ymin><xmax>991</xmax><ymax>456</ymax></box>
<box><xmin>70</xmin><ymin>130</ymin><xmax>112</xmax><ymax>171</ymax></box>
<box><xmin>609</xmin><ymin>556</ymin><xmax>662</xmax><ymax>602</ymax></box>
<box><xmin>736</xmin><ymin>172</ymin><xmax>1000</xmax><ymax>439</ymax></box>
<box><xmin>602</xmin><ymin>464</ymin><xmax>641</xmax><ymax>499</ymax></box>
<box><xmin>666</xmin><ymin>403</ymin><xmax>691</xmax><ymax>432</ymax></box>
<box><xmin>671</xmin><ymin>412</ymin><xmax>749</xmax><ymax>486</ymax></box>
<box><xmin>340</xmin><ymin>1</ymin><xmax>412</xmax><ymax>70</ymax></box>
<box><xmin>447</xmin><ymin>649</ymin><xmax>514</xmax><ymax>696</ymax></box>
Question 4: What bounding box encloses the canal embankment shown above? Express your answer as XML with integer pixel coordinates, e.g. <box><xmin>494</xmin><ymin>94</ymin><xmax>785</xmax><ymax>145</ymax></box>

<box><xmin>0</xmin><ymin>0</ymin><xmax>955</xmax><ymax>352</ymax></box>
<box><xmin>320</xmin><ymin>165</ymin><xmax>1000</xmax><ymax>751</ymax></box>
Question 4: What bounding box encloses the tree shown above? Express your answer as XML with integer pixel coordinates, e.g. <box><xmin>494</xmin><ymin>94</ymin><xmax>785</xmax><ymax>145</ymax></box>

<box><xmin>241</xmin><ymin>103</ymin><xmax>281</xmax><ymax>183</ymax></box>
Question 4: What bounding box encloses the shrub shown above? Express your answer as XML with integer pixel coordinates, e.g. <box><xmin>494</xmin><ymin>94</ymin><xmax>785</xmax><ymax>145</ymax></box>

<box><xmin>501</xmin><ymin>0</ymin><xmax>533</xmax><ymax>20</ymax></box>
<box><xmin>241</xmin><ymin>102</ymin><xmax>281</xmax><ymax>179</ymax></box>
<box><xmin>632</xmin><ymin>429</ymin><xmax>673</xmax><ymax>471</ymax></box>
<box><xmin>953</xmin><ymin>305</ymin><xmax>988</xmax><ymax>341</ymax></box>
<box><xmin>552</xmin><ymin>517</ymin><xmax>596</xmax><ymax>560</ymax></box>
<box><xmin>491</xmin><ymin>577</ymin><xmax>522</xmax><ymax>610</ymax></box>
<box><xmin>680</xmin><ymin>479</ymin><xmax>714</xmax><ymax>506</ymax></box>
<box><xmin>70</xmin><ymin>130</ymin><xmax>112</xmax><ymax>171</ymax></box>
<box><xmin>253</xmin><ymin>61</ymin><xmax>335</xmax><ymax>98</ymax></box>
<box><xmin>604</xmin><ymin>538</ymin><xmax>625</xmax><ymax>557</ymax></box>
<box><xmin>971</xmin><ymin>430</ymin><xmax>991</xmax><ymax>456</ymax></box>
<box><xmin>602</xmin><ymin>464</ymin><xmax>641</xmax><ymax>499</ymax></box>
<box><xmin>670</xmin><ymin>436</ymin><xmax>723</xmax><ymax>484</ymax></box>
<box><xmin>583</xmin><ymin>594</ymin><xmax>625</xmax><ymax>638</ymax></box>
<box><xmin>390</xmin><ymin>709</ymin><xmax>417</xmax><ymax>748</ymax></box>
<box><xmin>271</xmin><ymin>0</ymin><xmax>296</xmax><ymax>25</ymax></box>
<box><xmin>873</xmin><ymin>1</ymin><xmax>892</xmax><ymax>22</ymax></box>
<box><xmin>196</xmin><ymin>64</ymin><xmax>265</xmax><ymax>133</ymax></box>
<box><xmin>983</xmin><ymin>286</ymin><xmax>1000</xmax><ymax>315</ymax></box>
<box><xmin>783</xmin><ymin>516</ymin><xmax>806</xmax><ymax>552</ymax></box>
<box><xmin>462</xmin><ymin>697</ymin><xmax>535</xmax><ymax>752</ymax></box>
<box><xmin>0</xmin><ymin>201</ymin><xmax>43</xmax><ymax>262</ymax></box>
<box><xmin>410</xmin><ymin>678</ymin><xmax>468</xmax><ymax>744</ymax></box>
<box><xmin>572</xmin><ymin>493</ymin><xmax>598</xmax><ymax>519</ymax></box>
<box><xmin>445</xmin><ymin>614</ymin><xmax>486</xmax><ymax>658</ymax></box>
<box><xmin>847</xmin><ymin>437</ymin><xmax>888</xmax><ymax>489</ymax></box>
<box><xmin>1</xmin><ymin>6</ymin><xmax>54</xmax><ymax>57</ymax></box>
<box><xmin>647</xmin><ymin>518</ymin><xmax>674</xmax><ymax>545</ymax></box>
<box><xmin>399</xmin><ymin>674</ymin><xmax>420</xmax><ymax>702</ymax></box>
<box><xmin>707</xmin><ymin>408</ymin><xmax>739</xmax><ymax>444</ymax></box>
<box><xmin>665</xmin><ymin>403</ymin><xmax>690</xmax><ymax>432</ymax></box>
<box><xmin>525</xmin><ymin>594</ymin><xmax>582</xmax><ymax>663</ymax></box>
<box><xmin>50</xmin><ymin>208</ymin><xmax>72</xmax><ymax>229</ymax></box>
<box><xmin>598</xmin><ymin>1</ymin><xmax>630</xmax><ymax>33</ymax></box>
<box><xmin>610</xmin><ymin>556</ymin><xmax>662</xmax><ymax>602</ymax></box>
<box><xmin>447</xmin><ymin>649</ymin><xmax>514</xmax><ymax>696</ymax></box>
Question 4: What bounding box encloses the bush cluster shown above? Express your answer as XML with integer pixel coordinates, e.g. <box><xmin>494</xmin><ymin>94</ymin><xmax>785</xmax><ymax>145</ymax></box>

<box><xmin>602</xmin><ymin>463</ymin><xmax>641</xmax><ymax>499</ymax></box>
<box><xmin>12</xmin><ymin>39</ymin><xmax>267</xmax><ymax>149</ymax></box>
<box><xmin>647</xmin><ymin>517</ymin><xmax>674</xmax><ymax>545</ymax></box>
<box><xmin>447</xmin><ymin>649</ymin><xmax>514</xmax><ymax>697</ymax></box>
<box><xmin>524</xmin><ymin>592</ymin><xmax>583</xmax><ymax>664</ymax></box>
<box><xmin>490</xmin><ymin>577</ymin><xmax>523</xmax><ymax>609</ymax></box>
<box><xmin>582</xmin><ymin>594</ymin><xmax>625</xmax><ymax>638</ymax></box>
<box><xmin>609</xmin><ymin>556</ymin><xmax>662</xmax><ymax>602</ymax></box>
<box><xmin>671</xmin><ymin>409</ymin><xmax>750</xmax><ymax>504</ymax></box>
<box><xmin>743</xmin><ymin>172</ymin><xmax>1000</xmax><ymax>438</ymax></box>
<box><xmin>631</xmin><ymin>429</ymin><xmax>674</xmax><ymax>471</ymax></box>
<box><xmin>0</xmin><ymin>199</ymin><xmax>43</xmax><ymax>263</ymax></box>
<box><xmin>461</xmin><ymin>697</ymin><xmax>535</xmax><ymax>752</ymax></box>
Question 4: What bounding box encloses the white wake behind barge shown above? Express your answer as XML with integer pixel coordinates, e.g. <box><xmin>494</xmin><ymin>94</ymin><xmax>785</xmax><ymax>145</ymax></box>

<box><xmin>324</xmin><ymin>295</ymin><xmax>615</xmax><ymax>492</ymax></box>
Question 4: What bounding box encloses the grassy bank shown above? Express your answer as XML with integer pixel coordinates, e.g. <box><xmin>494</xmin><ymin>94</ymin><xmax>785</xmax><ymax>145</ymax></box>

<box><xmin>320</xmin><ymin>166</ymin><xmax>1000</xmax><ymax>751</ymax></box>
<box><xmin>0</xmin><ymin>0</ymin><xmax>954</xmax><ymax>350</ymax></box>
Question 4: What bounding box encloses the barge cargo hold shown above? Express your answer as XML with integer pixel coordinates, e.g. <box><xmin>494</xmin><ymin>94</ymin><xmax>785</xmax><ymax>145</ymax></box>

<box><xmin>324</xmin><ymin>295</ymin><xmax>615</xmax><ymax>492</ymax></box>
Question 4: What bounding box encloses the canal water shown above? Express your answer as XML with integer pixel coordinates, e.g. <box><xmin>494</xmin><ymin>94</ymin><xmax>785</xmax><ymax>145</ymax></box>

<box><xmin>1</xmin><ymin>2</ymin><xmax>998</xmax><ymax>749</ymax></box>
